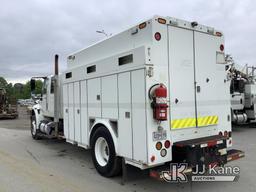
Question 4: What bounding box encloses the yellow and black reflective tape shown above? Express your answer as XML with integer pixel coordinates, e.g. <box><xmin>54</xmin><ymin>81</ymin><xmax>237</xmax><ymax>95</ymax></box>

<box><xmin>171</xmin><ymin>115</ymin><xmax>218</xmax><ymax>129</ymax></box>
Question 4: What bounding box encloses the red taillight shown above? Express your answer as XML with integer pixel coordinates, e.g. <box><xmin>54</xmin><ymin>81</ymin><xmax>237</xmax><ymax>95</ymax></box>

<box><xmin>164</xmin><ymin>140</ymin><xmax>171</xmax><ymax>148</ymax></box>
<box><xmin>220</xmin><ymin>44</ymin><xmax>224</xmax><ymax>51</ymax></box>
<box><xmin>154</xmin><ymin>32</ymin><xmax>161</xmax><ymax>41</ymax></box>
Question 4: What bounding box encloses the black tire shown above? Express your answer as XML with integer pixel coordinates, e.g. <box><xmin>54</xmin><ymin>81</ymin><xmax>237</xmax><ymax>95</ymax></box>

<box><xmin>31</xmin><ymin>115</ymin><xmax>41</xmax><ymax>140</ymax></box>
<box><xmin>91</xmin><ymin>126</ymin><xmax>121</xmax><ymax>177</ymax></box>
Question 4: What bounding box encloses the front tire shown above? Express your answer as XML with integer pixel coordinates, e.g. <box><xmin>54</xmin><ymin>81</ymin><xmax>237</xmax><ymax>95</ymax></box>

<box><xmin>31</xmin><ymin>115</ymin><xmax>41</xmax><ymax>140</ymax></box>
<box><xmin>91</xmin><ymin>127</ymin><xmax>121</xmax><ymax>177</ymax></box>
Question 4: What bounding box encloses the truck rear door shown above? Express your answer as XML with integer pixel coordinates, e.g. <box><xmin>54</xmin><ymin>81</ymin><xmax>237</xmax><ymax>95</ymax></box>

<box><xmin>168</xmin><ymin>27</ymin><xmax>196</xmax><ymax>131</ymax></box>
<box><xmin>194</xmin><ymin>32</ymin><xmax>221</xmax><ymax>126</ymax></box>
<box><xmin>194</xmin><ymin>31</ymin><xmax>230</xmax><ymax>133</ymax></box>
<box><xmin>168</xmin><ymin>26</ymin><xmax>228</xmax><ymax>142</ymax></box>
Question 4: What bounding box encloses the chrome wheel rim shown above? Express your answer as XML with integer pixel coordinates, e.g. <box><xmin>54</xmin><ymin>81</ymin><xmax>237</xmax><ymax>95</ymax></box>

<box><xmin>31</xmin><ymin>119</ymin><xmax>37</xmax><ymax>135</ymax></box>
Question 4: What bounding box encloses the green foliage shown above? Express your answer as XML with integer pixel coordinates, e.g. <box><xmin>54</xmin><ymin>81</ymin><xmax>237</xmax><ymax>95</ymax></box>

<box><xmin>0</xmin><ymin>77</ymin><xmax>8</xmax><ymax>88</ymax></box>
<box><xmin>0</xmin><ymin>76</ymin><xmax>43</xmax><ymax>102</ymax></box>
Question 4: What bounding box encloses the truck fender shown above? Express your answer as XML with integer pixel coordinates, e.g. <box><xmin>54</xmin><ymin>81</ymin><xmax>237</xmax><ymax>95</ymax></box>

<box><xmin>89</xmin><ymin>119</ymin><xmax>118</xmax><ymax>153</ymax></box>
<box><xmin>31</xmin><ymin>104</ymin><xmax>44</xmax><ymax>130</ymax></box>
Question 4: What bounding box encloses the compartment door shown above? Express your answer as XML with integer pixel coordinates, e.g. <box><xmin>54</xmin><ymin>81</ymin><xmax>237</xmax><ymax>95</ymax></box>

<box><xmin>168</xmin><ymin>26</ymin><xmax>196</xmax><ymax>130</ymax></box>
<box><xmin>63</xmin><ymin>84</ymin><xmax>69</xmax><ymax>139</ymax></box>
<box><xmin>68</xmin><ymin>83</ymin><xmax>75</xmax><ymax>141</ymax></box>
<box><xmin>74</xmin><ymin>81</ymin><xmax>81</xmax><ymax>143</ymax></box>
<box><xmin>88</xmin><ymin>78</ymin><xmax>101</xmax><ymax>118</ymax></box>
<box><xmin>80</xmin><ymin>80</ymin><xmax>88</xmax><ymax>146</ymax></box>
<box><xmin>117</xmin><ymin>72</ymin><xmax>132</xmax><ymax>159</ymax></box>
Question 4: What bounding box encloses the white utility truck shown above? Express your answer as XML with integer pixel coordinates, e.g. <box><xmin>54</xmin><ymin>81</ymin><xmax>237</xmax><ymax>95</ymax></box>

<box><xmin>30</xmin><ymin>16</ymin><xmax>243</xmax><ymax>178</ymax></box>
<box><xmin>227</xmin><ymin>64</ymin><xmax>256</xmax><ymax>124</ymax></box>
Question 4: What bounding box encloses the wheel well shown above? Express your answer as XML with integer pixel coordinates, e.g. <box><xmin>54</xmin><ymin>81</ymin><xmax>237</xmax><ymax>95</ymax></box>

<box><xmin>89</xmin><ymin>123</ymin><xmax>106</xmax><ymax>147</ymax></box>
<box><xmin>31</xmin><ymin>110</ymin><xmax>35</xmax><ymax>121</ymax></box>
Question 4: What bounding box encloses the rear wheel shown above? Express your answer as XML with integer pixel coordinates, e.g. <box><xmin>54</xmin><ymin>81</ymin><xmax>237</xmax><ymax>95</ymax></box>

<box><xmin>91</xmin><ymin>127</ymin><xmax>121</xmax><ymax>177</ymax></box>
<box><xmin>31</xmin><ymin>115</ymin><xmax>41</xmax><ymax>140</ymax></box>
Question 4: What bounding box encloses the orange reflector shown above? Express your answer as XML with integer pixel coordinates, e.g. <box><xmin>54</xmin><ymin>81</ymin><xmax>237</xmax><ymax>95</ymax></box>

<box><xmin>216</xmin><ymin>31</ymin><xmax>222</xmax><ymax>37</ymax></box>
<box><xmin>156</xmin><ymin>142</ymin><xmax>162</xmax><ymax>150</ymax></box>
<box><xmin>157</xmin><ymin>18</ymin><xmax>166</xmax><ymax>24</ymax></box>
<box><xmin>139</xmin><ymin>22</ymin><xmax>147</xmax><ymax>29</ymax></box>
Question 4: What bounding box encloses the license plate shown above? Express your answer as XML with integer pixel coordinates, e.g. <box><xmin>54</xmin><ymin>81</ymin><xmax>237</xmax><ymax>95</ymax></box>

<box><xmin>153</xmin><ymin>130</ymin><xmax>167</xmax><ymax>141</ymax></box>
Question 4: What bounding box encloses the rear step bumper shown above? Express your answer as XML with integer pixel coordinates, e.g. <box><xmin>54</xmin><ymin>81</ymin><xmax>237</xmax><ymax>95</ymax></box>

<box><xmin>149</xmin><ymin>149</ymin><xmax>244</xmax><ymax>181</ymax></box>
<box><xmin>227</xmin><ymin>149</ymin><xmax>245</xmax><ymax>162</ymax></box>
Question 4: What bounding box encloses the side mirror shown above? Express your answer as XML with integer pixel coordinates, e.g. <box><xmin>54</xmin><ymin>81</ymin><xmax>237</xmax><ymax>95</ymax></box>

<box><xmin>30</xmin><ymin>79</ymin><xmax>36</xmax><ymax>93</ymax></box>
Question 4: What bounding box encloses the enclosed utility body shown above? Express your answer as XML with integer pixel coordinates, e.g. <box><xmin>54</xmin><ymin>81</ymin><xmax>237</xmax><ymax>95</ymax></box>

<box><xmin>31</xmin><ymin>16</ymin><xmax>242</xmax><ymax>177</ymax></box>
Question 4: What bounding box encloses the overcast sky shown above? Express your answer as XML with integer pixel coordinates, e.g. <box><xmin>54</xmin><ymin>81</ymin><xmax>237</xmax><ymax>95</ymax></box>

<box><xmin>0</xmin><ymin>0</ymin><xmax>255</xmax><ymax>84</ymax></box>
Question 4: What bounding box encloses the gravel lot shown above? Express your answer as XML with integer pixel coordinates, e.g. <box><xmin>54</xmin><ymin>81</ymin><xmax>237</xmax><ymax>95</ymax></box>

<box><xmin>0</xmin><ymin>106</ymin><xmax>255</xmax><ymax>192</ymax></box>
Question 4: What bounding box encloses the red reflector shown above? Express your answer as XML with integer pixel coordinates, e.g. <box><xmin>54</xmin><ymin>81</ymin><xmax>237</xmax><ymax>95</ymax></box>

<box><xmin>208</xmin><ymin>140</ymin><xmax>217</xmax><ymax>147</ymax></box>
<box><xmin>151</xmin><ymin>155</ymin><xmax>156</xmax><ymax>162</ymax></box>
<box><xmin>220</xmin><ymin>44</ymin><xmax>224</xmax><ymax>51</ymax></box>
<box><xmin>209</xmin><ymin>162</ymin><xmax>218</xmax><ymax>168</ymax></box>
<box><xmin>154</xmin><ymin>32</ymin><xmax>161</xmax><ymax>41</ymax></box>
<box><xmin>149</xmin><ymin>170</ymin><xmax>159</xmax><ymax>178</ymax></box>
<box><xmin>164</xmin><ymin>140</ymin><xmax>171</xmax><ymax>148</ymax></box>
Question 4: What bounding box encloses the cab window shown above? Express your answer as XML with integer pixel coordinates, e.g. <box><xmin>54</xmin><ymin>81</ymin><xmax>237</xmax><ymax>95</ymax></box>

<box><xmin>42</xmin><ymin>79</ymin><xmax>48</xmax><ymax>95</ymax></box>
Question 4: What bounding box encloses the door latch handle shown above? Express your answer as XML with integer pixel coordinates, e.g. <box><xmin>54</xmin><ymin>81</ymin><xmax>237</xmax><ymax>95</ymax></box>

<box><xmin>196</xmin><ymin>86</ymin><xmax>201</xmax><ymax>93</ymax></box>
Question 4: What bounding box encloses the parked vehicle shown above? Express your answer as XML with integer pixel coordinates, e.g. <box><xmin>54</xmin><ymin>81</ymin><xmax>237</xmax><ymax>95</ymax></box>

<box><xmin>30</xmin><ymin>16</ymin><xmax>243</xmax><ymax>178</ymax></box>
<box><xmin>226</xmin><ymin>58</ymin><xmax>256</xmax><ymax>124</ymax></box>
<box><xmin>0</xmin><ymin>88</ymin><xmax>18</xmax><ymax>119</ymax></box>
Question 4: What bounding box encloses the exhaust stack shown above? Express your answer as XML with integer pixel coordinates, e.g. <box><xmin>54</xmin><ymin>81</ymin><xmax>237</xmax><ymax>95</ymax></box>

<box><xmin>55</xmin><ymin>54</ymin><xmax>59</xmax><ymax>75</ymax></box>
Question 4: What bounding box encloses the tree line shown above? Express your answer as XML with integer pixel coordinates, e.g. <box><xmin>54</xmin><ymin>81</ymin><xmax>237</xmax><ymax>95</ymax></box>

<box><xmin>0</xmin><ymin>77</ymin><xmax>43</xmax><ymax>103</ymax></box>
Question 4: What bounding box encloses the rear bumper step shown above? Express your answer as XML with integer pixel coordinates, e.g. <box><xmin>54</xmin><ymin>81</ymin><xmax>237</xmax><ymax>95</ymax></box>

<box><xmin>227</xmin><ymin>149</ymin><xmax>245</xmax><ymax>162</ymax></box>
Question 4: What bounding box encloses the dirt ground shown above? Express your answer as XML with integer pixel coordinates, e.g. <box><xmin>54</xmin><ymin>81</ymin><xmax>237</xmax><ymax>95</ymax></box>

<box><xmin>0</xmin><ymin>106</ymin><xmax>30</xmax><ymax>130</ymax></box>
<box><xmin>0</xmin><ymin>106</ymin><xmax>255</xmax><ymax>192</ymax></box>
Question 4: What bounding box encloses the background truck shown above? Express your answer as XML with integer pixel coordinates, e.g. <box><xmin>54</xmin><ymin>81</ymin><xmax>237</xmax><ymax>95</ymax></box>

<box><xmin>30</xmin><ymin>16</ymin><xmax>243</xmax><ymax>178</ymax></box>
<box><xmin>226</xmin><ymin>56</ymin><xmax>256</xmax><ymax>124</ymax></box>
